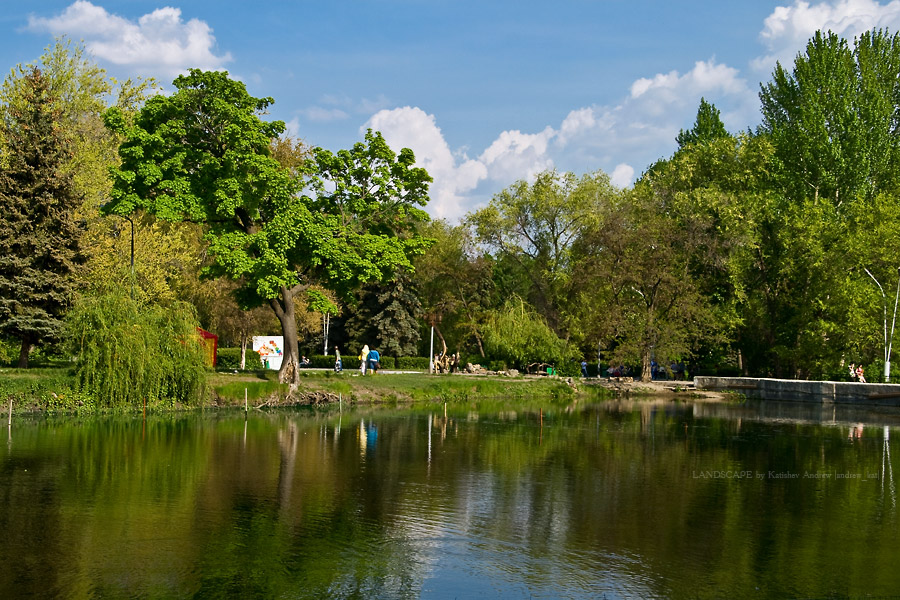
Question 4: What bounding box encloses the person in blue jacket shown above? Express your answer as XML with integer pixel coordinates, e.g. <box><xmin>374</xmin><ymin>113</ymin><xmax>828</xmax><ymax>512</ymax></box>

<box><xmin>367</xmin><ymin>348</ymin><xmax>380</xmax><ymax>374</ymax></box>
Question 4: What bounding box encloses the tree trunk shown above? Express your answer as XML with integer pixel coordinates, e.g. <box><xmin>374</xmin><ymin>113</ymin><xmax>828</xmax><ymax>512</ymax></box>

<box><xmin>271</xmin><ymin>286</ymin><xmax>301</xmax><ymax>389</ymax></box>
<box><xmin>641</xmin><ymin>348</ymin><xmax>652</xmax><ymax>382</ymax></box>
<box><xmin>435</xmin><ymin>324</ymin><xmax>448</xmax><ymax>357</ymax></box>
<box><xmin>17</xmin><ymin>339</ymin><xmax>32</xmax><ymax>369</ymax></box>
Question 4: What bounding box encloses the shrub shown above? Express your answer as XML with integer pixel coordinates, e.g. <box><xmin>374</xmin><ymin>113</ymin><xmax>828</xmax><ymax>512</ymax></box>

<box><xmin>216</xmin><ymin>347</ymin><xmax>265</xmax><ymax>370</ymax></box>
<box><xmin>396</xmin><ymin>356</ymin><xmax>430</xmax><ymax>370</ymax></box>
<box><xmin>487</xmin><ymin>360</ymin><xmax>507</xmax><ymax>372</ymax></box>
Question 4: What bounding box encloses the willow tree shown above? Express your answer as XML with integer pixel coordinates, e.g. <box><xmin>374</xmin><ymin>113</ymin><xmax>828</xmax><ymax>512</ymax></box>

<box><xmin>104</xmin><ymin>70</ymin><xmax>431</xmax><ymax>387</ymax></box>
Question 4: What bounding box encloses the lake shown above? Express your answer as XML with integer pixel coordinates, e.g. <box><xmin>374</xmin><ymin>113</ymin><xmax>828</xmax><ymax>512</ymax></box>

<box><xmin>1</xmin><ymin>397</ymin><xmax>899</xmax><ymax>598</ymax></box>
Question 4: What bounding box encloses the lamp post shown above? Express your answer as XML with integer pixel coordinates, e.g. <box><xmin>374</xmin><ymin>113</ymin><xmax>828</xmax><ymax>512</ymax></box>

<box><xmin>865</xmin><ymin>267</ymin><xmax>900</xmax><ymax>382</ymax></box>
<box><xmin>115</xmin><ymin>214</ymin><xmax>135</xmax><ymax>301</ymax></box>
<box><xmin>101</xmin><ymin>203</ymin><xmax>135</xmax><ymax>300</ymax></box>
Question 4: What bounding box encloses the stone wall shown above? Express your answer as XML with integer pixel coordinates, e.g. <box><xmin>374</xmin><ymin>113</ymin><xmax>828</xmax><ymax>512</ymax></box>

<box><xmin>694</xmin><ymin>377</ymin><xmax>900</xmax><ymax>406</ymax></box>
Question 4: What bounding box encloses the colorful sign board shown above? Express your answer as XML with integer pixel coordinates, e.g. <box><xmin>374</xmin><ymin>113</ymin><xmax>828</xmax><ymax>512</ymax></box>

<box><xmin>252</xmin><ymin>336</ymin><xmax>284</xmax><ymax>370</ymax></box>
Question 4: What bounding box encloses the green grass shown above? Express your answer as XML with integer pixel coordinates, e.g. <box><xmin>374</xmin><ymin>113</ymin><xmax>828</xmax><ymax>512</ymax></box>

<box><xmin>2</xmin><ymin>366</ymin><xmax>611</xmax><ymax>413</ymax></box>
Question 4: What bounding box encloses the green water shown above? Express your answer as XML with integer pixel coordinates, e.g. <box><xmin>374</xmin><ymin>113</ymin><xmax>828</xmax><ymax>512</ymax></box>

<box><xmin>1</xmin><ymin>398</ymin><xmax>899</xmax><ymax>598</ymax></box>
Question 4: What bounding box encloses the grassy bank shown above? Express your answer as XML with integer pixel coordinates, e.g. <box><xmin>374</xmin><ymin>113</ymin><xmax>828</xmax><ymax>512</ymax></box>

<box><xmin>1</xmin><ymin>366</ymin><xmax>610</xmax><ymax>414</ymax></box>
<box><xmin>209</xmin><ymin>369</ymin><xmax>594</xmax><ymax>407</ymax></box>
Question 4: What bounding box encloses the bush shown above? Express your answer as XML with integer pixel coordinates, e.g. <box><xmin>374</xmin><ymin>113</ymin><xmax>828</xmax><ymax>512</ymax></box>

<box><xmin>66</xmin><ymin>290</ymin><xmax>208</xmax><ymax>408</ymax></box>
<box><xmin>488</xmin><ymin>360</ymin><xmax>507</xmax><ymax>372</ymax></box>
<box><xmin>216</xmin><ymin>347</ymin><xmax>264</xmax><ymax>370</ymax></box>
<box><xmin>396</xmin><ymin>356</ymin><xmax>430</xmax><ymax>370</ymax></box>
<box><xmin>309</xmin><ymin>354</ymin><xmax>361</xmax><ymax>370</ymax></box>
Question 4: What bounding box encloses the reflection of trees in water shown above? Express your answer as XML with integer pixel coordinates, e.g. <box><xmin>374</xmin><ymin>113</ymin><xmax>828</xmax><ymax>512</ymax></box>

<box><xmin>3</xmin><ymin>405</ymin><xmax>900</xmax><ymax>597</ymax></box>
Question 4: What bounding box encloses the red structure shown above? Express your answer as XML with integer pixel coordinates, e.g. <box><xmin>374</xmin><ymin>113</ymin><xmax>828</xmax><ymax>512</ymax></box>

<box><xmin>197</xmin><ymin>328</ymin><xmax>218</xmax><ymax>367</ymax></box>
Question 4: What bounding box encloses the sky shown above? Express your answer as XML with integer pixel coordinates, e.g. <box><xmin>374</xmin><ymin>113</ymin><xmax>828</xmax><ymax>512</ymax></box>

<box><xmin>3</xmin><ymin>0</ymin><xmax>900</xmax><ymax>221</ymax></box>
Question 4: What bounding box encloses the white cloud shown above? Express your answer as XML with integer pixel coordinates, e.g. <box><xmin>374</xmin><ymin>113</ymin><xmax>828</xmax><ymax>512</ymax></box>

<box><xmin>752</xmin><ymin>0</ymin><xmax>900</xmax><ymax>71</ymax></box>
<box><xmin>610</xmin><ymin>164</ymin><xmax>635</xmax><ymax>188</ymax></box>
<box><xmin>27</xmin><ymin>1</ymin><xmax>231</xmax><ymax>76</ymax></box>
<box><xmin>365</xmin><ymin>107</ymin><xmax>487</xmax><ymax>220</ymax></box>
<box><xmin>478</xmin><ymin>127</ymin><xmax>556</xmax><ymax>183</ymax></box>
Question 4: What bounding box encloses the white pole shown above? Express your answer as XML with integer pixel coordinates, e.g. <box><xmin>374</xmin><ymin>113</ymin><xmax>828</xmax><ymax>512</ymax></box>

<box><xmin>429</xmin><ymin>325</ymin><xmax>434</xmax><ymax>374</ymax></box>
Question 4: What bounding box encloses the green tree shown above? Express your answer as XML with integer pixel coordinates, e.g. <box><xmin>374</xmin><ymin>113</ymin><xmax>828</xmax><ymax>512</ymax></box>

<box><xmin>481</xmin><ymin>297</ymin><xmax>577</xmax><ymax>371</ymax></box>
<box><xmin>413</xmin><ymin>220</ymin><xmax>493</xmax><ymax>357</ymax></box>
<box><xmin>759</xmin><ymin>29</ymin><xmax>900</xmax><ymax>204</ymax></box>
<box><xmin>0</xmin><ymin>67</ymin><xmax>84</xmax><ymax>367</ymax></box>
<box><xmin>104</xmin><ymin>70</ymin><xmax>432</xmax><ymax>387</ymax></box>
<box><xmin>676</xmin><ymin>97</ymin><xmax>730</xmax><ymax>149</ymax></box>
<box><xmin>345</xmin><ymin>272</ymin><xmax>422</xmax><ymax>357</ymax></box>
<box><xmin>467</xmin><ymin>170</ymin><xmax>616</xmax><ymax>339</ymax></box>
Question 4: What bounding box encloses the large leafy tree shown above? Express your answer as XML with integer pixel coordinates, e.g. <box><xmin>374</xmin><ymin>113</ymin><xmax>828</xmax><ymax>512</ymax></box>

<box><xmin>752</xmin><ymin>29</ymin><xmax>900</xmax><ymax>377</ymax></box>
<box><xmin>0</xmin><ymin>67</ymin><xmax>85</xmax><ymax>366</ymax></box>
<box><xmin>104</xmin><ymin>70</ymin><xmax>431</xmax><ymax>386</ymax></box>
<box><xmin>466</xmin><ymin>170</ymin><xmax>615</xmax><ymax>339</ymax></box>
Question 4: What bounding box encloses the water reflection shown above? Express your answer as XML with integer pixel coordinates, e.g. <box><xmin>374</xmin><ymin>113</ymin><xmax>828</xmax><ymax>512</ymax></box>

<box><xmin>1</xmin><ymin>398</ymin><xmax>899</xmax><ymax>598</ymax></box>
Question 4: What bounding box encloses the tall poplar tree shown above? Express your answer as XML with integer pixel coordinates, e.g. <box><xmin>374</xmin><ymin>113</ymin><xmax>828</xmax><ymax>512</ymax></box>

<box><xmin>0</xmin><ymin>67</ymin><xmax>84</xmax><ymax>366</ymax></box>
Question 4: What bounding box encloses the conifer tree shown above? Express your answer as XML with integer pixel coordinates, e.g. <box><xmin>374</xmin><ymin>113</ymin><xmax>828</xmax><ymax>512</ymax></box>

<box><xmin>0</xmin><ymin>67</ymin><xmax>84</xmax><ymax>367</ymax></box>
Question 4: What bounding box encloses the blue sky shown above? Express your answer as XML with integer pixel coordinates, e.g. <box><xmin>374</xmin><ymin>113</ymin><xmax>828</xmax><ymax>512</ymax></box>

<box><xmin>3</xmin><ymin>1</ymin><xmax>900</xmax><ymax>220</ymax></box>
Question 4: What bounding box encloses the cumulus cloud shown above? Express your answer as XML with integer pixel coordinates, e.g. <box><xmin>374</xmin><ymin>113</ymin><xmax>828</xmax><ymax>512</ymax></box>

<box><xmin>752</xmin><ymin>0</ymin><xmax>900</xmax><ymax>71</ymax></box>
<box><xmin>365</xmin><ymin>107</ymin><xmax>487</xmax><ymax>220</ymax></box>
<box><xmin>551</xmin><ymin>58</ymin><xmax>757</xmax><ymax>183</ymax></box>
<box><xmin>27</xmin><ymin>1</ymin><xmax>231</xmax><ymax>76</ymax></box>
<box><xmin>610</xmin><ymin>164</ymin><xmax>635</xmax><ymax>188</ymax></box>
<box><xmin>478</xmin><ymin>127</ymin><xmax>556</xmax><ymax>183</ymax></box>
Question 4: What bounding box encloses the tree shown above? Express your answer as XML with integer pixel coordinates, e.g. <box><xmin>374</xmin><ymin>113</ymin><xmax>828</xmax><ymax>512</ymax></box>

<box><xmin>467</xmin><ymin>170</ymin><xmax>616</xmax><ymax>338</ymax></box>
<box><xmin>676</xmin><ymin>97</ymin><xmax>729</xmax><ymax>149</ymax></box>
<box><xmin>481</xmin><ymin>297</ymin><xmax>577</xmax><ymax>371</ymax></box>
<box><xmin>759</xmin><ymin>29</ymin><xmax>900</xmax><ymax>205</ymax></box>
<box><xmin>0</xmin><ymin>67</ymin><xmax>84</xmax><ymax>367</ymax></box>
<box><xmin>344</xmin><ymin>272</ymin><xmax>422</xmax><ymax>357</ymax></box>
<box><xmin>105</xmin><ymin>70</ymin><xmax>432</xmax><ymax>387</ymax></box>
<box><xmin>413</xmin><ymin>220</ymin><xmax>493</xmax><ymax>357</ymax></box>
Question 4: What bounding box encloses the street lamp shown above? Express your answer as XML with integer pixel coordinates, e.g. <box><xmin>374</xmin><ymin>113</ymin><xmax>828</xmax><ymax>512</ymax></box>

<box><xmin>865</xmin><ymin>267</ymin><xmax>900</xmax><ymax>382</ymax></box>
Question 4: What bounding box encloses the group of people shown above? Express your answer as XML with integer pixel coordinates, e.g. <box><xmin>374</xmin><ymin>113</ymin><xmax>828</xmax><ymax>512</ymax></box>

<box><xmin>358</xmin><ymin>345</ymin><xmax>381</xmax><ymax>375</ymax></box>
<box><xmin>849</xmin><ymin>363</ymin><xmax>867</xmax><ymax>383</ymax></box>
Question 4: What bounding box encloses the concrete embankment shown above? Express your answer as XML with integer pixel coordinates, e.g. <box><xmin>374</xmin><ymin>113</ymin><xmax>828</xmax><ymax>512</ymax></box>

<box><xmin>694</xmin><ymin>376</ymin><xmax>900</xmax><ymax>407</ymax></box>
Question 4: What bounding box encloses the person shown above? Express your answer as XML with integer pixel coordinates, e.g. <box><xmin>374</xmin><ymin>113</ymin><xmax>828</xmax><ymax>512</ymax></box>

<box><xmin>334</xmin><ymin>345</ymin><xmax>342</xmax><ymax>372</ymax></box>
<box><xmin>300</xmin><ymin>355</ymin><xmax>310</xmax><ymax>367</ymax></box>
<box><xmin>856</xmin><ymin>364</ymin><xmax>866</xmax><ymax>383</ymax></box>
<box><xmin>581</xmin><ymin>359</ymin><xmax>588</xmax><ymax>378</ymax></box>
<box><xmin>849</xmin><ymin>363</ymin><xmax>857</xmax><ymax>381</ymax></box>
<box><xmin>367</xmin><ymin>347</ymin><xmax>380</xmax><ymax>374</ymax></box>
<box><xmin>359</xmin><ymin>344</ymin><xmax>369</xmax><ymax>375</ymax></box>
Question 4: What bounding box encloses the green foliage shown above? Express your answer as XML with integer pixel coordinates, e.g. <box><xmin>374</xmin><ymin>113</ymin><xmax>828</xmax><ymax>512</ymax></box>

<box><xmin>66</xmin><ymin>288</ymin><xmax>208</xmax><ymax>407</ymax></box>
<box><xmin>760</xmin><ymin>29</ymin><xmax>900</xmax><ymax>204</ymax></box>
<box><xmin>482</xmin><ymin>297</ymin><xmax>577</xmax><ymax>370</ymax></box>
<box><xmin>396</xmin><ymin>356</ymin><xmax>431</xmax><ymax>370</ymax></box>
<box><xmin>216</xmin><ymin>347</ymin><xmax>263</xmax><ymax>371</ymax></box>
<box><xmin>468</xmin><ymin>170</ymin><xmax>616</xmax><ymax>340</ymax></box>
<box><xmin>0</xmin><ymin>66</ymin><xmax>85</xmax><ymax>367</ymax></box>
<box><xmin>105</xmin><ymin>70</ymin><xmax>432</xmax><ymax>385</ymax></box>
<box><xmin>345</xmin><ymin>273</ymin><xmax>422</xmax><ymax>357</ymax></box>
<box><xmin>676</xmin><ymin>97</ymin><xmax>730</xmax><ymax>149</ymax></box>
